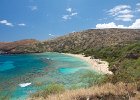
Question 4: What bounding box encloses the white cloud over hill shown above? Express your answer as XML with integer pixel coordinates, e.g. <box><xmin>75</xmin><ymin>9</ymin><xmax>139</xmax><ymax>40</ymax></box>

<box><xmin>96</xmin><ymin>19</ymin><xmax>140</xmax><ymax>29</ymax></box>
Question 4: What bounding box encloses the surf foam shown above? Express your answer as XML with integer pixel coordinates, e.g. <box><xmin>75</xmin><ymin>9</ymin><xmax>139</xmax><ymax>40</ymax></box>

<box><xmin>19</xmin><ymin>83</ymin><xmax>31</xmax><ymax>87</ymax></box>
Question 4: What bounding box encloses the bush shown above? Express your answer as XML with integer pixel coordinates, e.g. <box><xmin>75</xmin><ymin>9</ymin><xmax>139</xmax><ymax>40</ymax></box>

<box><xmin>80</xmin><ymin>71</ymin><xmax>105</xmax><ymax>87</ymax></box>
<box><xmin>31</xmin><ymin>83</ymin><xmax>65</xmax><ymax>98</ymax></box>
<box><xmin>44</xmin><ymin>83</ymin><xmax>65</xmax><ymax>94</ymax></box>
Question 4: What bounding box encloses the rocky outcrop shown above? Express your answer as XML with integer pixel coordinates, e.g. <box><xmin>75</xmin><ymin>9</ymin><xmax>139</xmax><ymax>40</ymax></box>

<box><xmin>0</xmin><ymin>29</ymin><xmax>140</xmax><ymax>54</ymax></box>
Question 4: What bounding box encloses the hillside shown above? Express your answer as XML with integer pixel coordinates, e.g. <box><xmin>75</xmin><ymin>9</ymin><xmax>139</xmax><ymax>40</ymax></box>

<box><xmin>43</xmin><ymin>28</ymin><xmax>140</xmax><ymax>52</ymax></box>
<box><xmin>26</xmin><ymin>43</ymin><xmax>140</xmax><ymax>100</ymax></box>
<box><xmin>82</xmin><ymin>41</ymin><xmax>140</xmax><ymax>83</ymax></box>
<box><xmin>27</xmin><ymin>30</ymin><xmax>140</xmax><ymax>100</ymax></box>
<box><xmin>0</xmin><ymin>28</ymin><xmax>140</xmax><ymax>54</ymax></box>
<box><xmin>1</xmin><ymin>28</ymin><xmax>140</xmax><ymax>100</ymax></box>
<box><xmin>0</xmin><ymin>39</ymin><xmax>46</xmax><ymax>54</ymax></box>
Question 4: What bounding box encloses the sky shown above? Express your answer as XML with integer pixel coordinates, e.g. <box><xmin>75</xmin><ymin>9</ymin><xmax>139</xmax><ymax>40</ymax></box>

<box><xmin>0</xmin><ymin>0</ymin><xmax>140</xmax><ymax>42</ymax></box>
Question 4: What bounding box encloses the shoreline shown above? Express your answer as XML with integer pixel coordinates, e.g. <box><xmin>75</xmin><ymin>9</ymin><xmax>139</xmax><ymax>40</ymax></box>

<box><xmin>62</xmin><ymin>53</ymin><xmax>112</xmax><ymax>74</ymax></box>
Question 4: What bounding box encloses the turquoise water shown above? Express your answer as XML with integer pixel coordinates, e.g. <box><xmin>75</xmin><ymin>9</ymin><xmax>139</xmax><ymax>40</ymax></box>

<box><xmin>59</xmin><ymin>67</ymin><xmax>83</xmax><ymax>74</ymax></box>
<box><xmin>0</xmin><ymin>52</ymin><xmax>96</xmax><ymax>100</ymax></box>
<box><xmin>0</xmin><ymin>61</ymin><xmax>15</xmax><ymax>72</ymax></box>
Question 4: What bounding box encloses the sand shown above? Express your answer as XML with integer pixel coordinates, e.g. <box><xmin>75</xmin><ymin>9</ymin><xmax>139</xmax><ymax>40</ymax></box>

<box><xmin>63</xmin><ymin>53</ymin><xmax>112</xmax><ymax>74</ymax></box>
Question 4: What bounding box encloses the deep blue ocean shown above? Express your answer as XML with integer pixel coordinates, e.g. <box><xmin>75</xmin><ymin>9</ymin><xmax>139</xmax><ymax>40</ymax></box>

<box><xmin>0</xmin><ymin>52</ymin><xmax>95</xmax><ymax>100</ymax></box>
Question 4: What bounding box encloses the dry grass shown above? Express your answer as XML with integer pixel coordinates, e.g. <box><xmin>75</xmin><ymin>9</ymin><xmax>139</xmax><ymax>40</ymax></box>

<box><xmin>28</xmin><ymin>82</ymin><xmax>140</xmax><ymax>100</ymax></box>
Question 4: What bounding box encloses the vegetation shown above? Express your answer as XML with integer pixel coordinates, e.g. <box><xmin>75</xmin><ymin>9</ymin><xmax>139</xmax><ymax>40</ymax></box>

<box><xmin>0</xmin><ymin>92</ymin><xmax>11</xmax><ymax>100</ymax></box>
<box><xmin>30</xmin><ymin>83</ymin><xmax>65</xmax><ymax>99</ymax></box>
<box><xmin>28</xmin><ymin>82</ymin><xmax>140</xmax><ymax>100</ymax></box>
<box><xmin>29</xmin><ymin>41</ymin><xmax>140</xmax><ymax>100</ymax></box>
<box><xmin>1</xmin><ymin>29</ymin><xmax>140</xmax><ymax>99</ymax></box>
<box><xmin>1</xmin><ymin>29</ymin><xmax>140</xmax><ymax>54</ymax></box>
<box><xmin>80</xmin><ymin>71</ymin><xmax>105</xmax><ymax>87</ymax></box>
<box><xmin>82</xmin><ymin>41</ymin><xmax>140</xmax><ymax>83</ymax></box>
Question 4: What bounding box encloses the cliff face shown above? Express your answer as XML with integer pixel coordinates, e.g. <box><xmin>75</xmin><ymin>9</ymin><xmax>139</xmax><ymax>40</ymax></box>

<box><xmin>0</xmin><ymin>29</ymin><xmax>140</xmax><ymax>54</ymax></box>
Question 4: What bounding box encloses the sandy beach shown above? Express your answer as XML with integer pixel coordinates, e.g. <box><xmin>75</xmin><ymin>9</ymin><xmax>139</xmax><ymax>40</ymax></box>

<box><xmin>63</xmin><ymin>53</ymin><xmax>112</xmax><ymax>74</ymax></box>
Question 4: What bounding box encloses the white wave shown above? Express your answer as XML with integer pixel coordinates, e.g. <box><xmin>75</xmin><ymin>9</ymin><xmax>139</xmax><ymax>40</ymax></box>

<box><xmin>19</xmin><ymin>83</ymin><xmax>31</xmax><ymax>87</ymax></box>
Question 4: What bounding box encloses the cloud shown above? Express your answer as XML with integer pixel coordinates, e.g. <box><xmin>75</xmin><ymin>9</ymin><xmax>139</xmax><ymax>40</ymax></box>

<box><xmin>136</xmin><ymin>3</ymin><xmax>140</xmax><ymax>12</ymax></box>
<box><xmin>18</xmin><ymin>23</ymin><xmax>26</xmax><ymax>26</ymax></box>
<box><xmin>136</xmin><ymin>3</ymin><xmax>140</xmax><ymax>6</ymax></box>
<box><xmin>129</xmin><ymin>19</ymin><xmax>140</xmax><ymax>28</ymax></box>
<box><xmin>48</xmin><ymin>34</ymin><xmax>54</xmax><ymax>36</ymax></box>
<box><xmin>62</xmin><ymin>12</ymin><xmax>78</xmax><ymax>20</ymax></box>
<box><xmin>0</xmin><ymin>20</ymin><xmax>14</xmax><ymax>27</ymax></box>
<box><xmin>96</xmin><ymin>22</ymin><xmax>124</xmax><ymax>29</ymax></box>
<box><xmin>96</xmin><ymin>19</ymin><xmax>140</xmax><ymax>29</ymax></box>
<box><xmin>115</xmin><ymin>14</ymin><xmax>134</xmax><ymax>21</ymax></box>
<box><xmin>29</xmin><ymin>6</ymin><xmax>38</xmax><ymax>11</ymax></box>
<box><xmin>108</xmin><ymin>5</ymin><xmax>131</xmax><ymax>16</ymax></box>
<box><xmin>66</xmin><ymin>8</ymin><xmax>72</xmax><ymax>12</ymax></box>
<box><xmin>62</xmin><ymin>15</ymin><xmax>71</xmax><ymax>20</ymax></box>
<box><xmin>71</xmin><ymin>12</ymin><xmax>78</xmax><ymax>16</ymax></box>
<box><xmin>108</xmin><ymin>5</ymin><xmax>133</xmax><ymax>21</ymax></box>
<box><xmin>62</xmin><ymin>8</ymin><xmax>78</xmax><ymax>20</ymax></box>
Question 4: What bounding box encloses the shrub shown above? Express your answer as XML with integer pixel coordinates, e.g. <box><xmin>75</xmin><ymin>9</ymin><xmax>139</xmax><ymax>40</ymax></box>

<box><xmin>80</xmin><ymin>71</ymin><xmax>104</xmax><ymax>87</ymax></box>
<box><xmin>31</xmin><ymin>83</ymin><xmax>65</xmax><ymax>98</ymax></box>
<box><xmin>43</xmin><ymin>83</ymin><xmax>65</xmax><ymax>94</ymax></box>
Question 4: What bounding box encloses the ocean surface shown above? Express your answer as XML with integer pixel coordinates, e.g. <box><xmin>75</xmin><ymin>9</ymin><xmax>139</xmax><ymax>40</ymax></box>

<box><xmin>0</xmin><ymin>52</ymin><xmax>97</xmax><ymax>100</ymax></box>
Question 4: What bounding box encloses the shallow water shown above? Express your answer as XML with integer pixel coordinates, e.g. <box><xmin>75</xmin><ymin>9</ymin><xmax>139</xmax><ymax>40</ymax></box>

<box><xmin>0</xmin><ymin>52</ymin><xmax>97</xmax><ymax>100</ymax></box>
